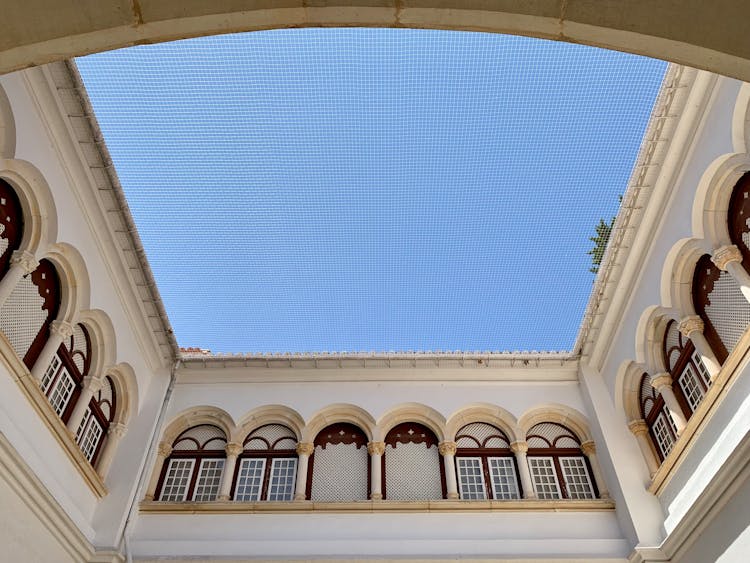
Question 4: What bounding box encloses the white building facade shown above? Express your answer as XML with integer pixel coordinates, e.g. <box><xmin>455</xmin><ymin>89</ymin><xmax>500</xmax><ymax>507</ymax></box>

<box><xmin>0</xmin><ymin>59</ymin><xmax>748</xmax><ymax>562</ymax></box>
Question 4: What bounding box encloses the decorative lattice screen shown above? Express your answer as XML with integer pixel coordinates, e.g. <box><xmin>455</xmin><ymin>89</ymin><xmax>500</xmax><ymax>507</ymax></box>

<box><xmin>526</xmin><ymin>422</ymin><xmax>580</xmax><ymax>449</ymax></box>
<box><xmin>704</xmin><ymin>270</ymin><xmax>750</xmax><ymax>354</ymax></box>
<box><xmin>640</xmin><ymin>373</ymin><xmax>657</xmax><ymax>419</ymax></box>
<box><xmin>456</xmin><ymin>422</ymin><xmax>510</xmax><ymax>449</ymax></box>
<box><xmin>0</xmin><ymin>180</ymin><xmax>24</xmax><ymax>277</ymax></box>
<box><xmin>96</xmin><ymin>376</ymin><xmax>115</xmax><ymax>421</ymax></box>
<box><xmin>69</xmin><ymin>323</ymin><xmax>89</xmax><ymax>374</ymax></box>
<box><xmin>664</xmin><ymin>320</ymin><xmax>682</xmax><ymax>372</ymax></box>
<box><xmin>244</xmin><ymin>424</ymin><xmax>296</xmax><ymax>450</ymax></box>
<box><xmin>311</xmin><ymin>442</ymin><xmax>368</xmax><ymax>501</ymax></box>
<box><xmin>173</xmin><ymin>424</ymin><xmax>227</xmax><ymax>451</ymax></box>
<box><xmin>0</xmin><ymin>274</ymin><xmax>48</xmax><ymax>360</ymax></box>
<box><xmin>385</xmin><ymin>441</ymin><xmax>442</xmax><ymax>500</ymax></box>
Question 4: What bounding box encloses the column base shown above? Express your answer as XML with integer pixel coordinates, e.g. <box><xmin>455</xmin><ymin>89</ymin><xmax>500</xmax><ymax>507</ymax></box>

<box><xmin>446</xmin><ymin>492</ymin><xmax>459</xmax><ymax>500</ymax></box>
<box><xmin>294</xmin><ymin>493</ymin><xmax>307</xmax><ymax>501</ymax></box>
<box><xmin>370</xmin><ymin>493</ymin><xmax>383</xmax><ymax>500</ymax></box>
<box><xmin>217</xmin><ymin>494</ymin><xmax>230</xmax><ymax>501</ymax></box>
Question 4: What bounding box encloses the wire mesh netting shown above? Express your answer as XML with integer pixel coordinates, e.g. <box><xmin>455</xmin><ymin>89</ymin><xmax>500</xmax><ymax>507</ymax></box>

<box><xmin>75</xmin><ymin>29</ymin><xmax>667</xmax><ymax>354</ymax></box>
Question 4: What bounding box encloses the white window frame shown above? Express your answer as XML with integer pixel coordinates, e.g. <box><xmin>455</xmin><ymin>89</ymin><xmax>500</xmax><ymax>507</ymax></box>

<box><xmin>559</xmin><ymin>456</ymin><xmax>595</xmax><ymax>499</ymax></box>
<box><xmin>266</xmin><ymin>457</ymin><xmax>297</xmax><ymax>501</ymax></box>
<box><xmin>527</xmin><ymin>456</ymin><xmax>562</xmax><ymax>499</ymax></box>
<box><xmin>77</xmin><ymin>409</ymin><xmax>104</xmax><ymax>462</ymax></box>
<box><xmin>41</xmin><ymin>355</ymin><xmax>62</xmax><ymax>393</ymax></box>
<box><xmin>653</xmin><ymin>412</ymin><xmax>675</xmax><ymax>458</ymax></box>
<box><xmin>160</xmin><ymin>458</ymin><xmax>196</xmax><ymax>502</ymax></box>
<box><xmin>691</xmin><ymin>350</ymin><xmax>712</xmax><ymax>388</ymax></box>
<box><xmin>456</xmin><ymin>456</ymin><xmax>487</xmax><ymax>500</ymax></box>
<box><xmin>487</xmin><ymin>456</ymin><xmax>520</xmax><ymax>500</ymax></box>
<box><xmin>193</xmin><ymin>458</ymin><xmax>225</xmax><ymax>502</ymax></box>
<box><xmin>48</xmin><ymin>366</ymin><xmax>76</xmax><ymax>417</ymax></box>
<box><xmin>234</xmin><ymin>457</ymin><xmax>267</xmax><ymax>501</ymax></box>
<box><xmin>678</xmin><ymin>363</ymin><xmax>705</xmax><ymax>412</ymax></box>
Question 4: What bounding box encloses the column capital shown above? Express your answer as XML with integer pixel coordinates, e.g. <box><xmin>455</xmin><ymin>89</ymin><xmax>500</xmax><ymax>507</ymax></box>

<box><xmin>678</xmin><ymin>315</ymin><xmax>704</xmax><ymax>338</ymax></box>
<box><xmin>367</xmin><ymin>441</ymin><xmax>385</xmax><ymax>456</ymax></box>
<box><xmin>157</xmin><ymin>441</ymin><xmax>172</xmax><ymax>458</ymax></box>
<box><xmin>438</xmin><ymin>441</ymin><xmax>457</xmax><ymax>456</ymax></box>
<box><xmin>628</xmin><ymin>419</ymin><xmax>649</xmax><ymax>436</ymax></box>
<box><xmin>83</xmin><ymin>374</ymin><xmax>104</xmax><ymax>394</ymax></box>
<box><xmin>225</xmin><ymin>442</ymin><xmax>243</xmax><ymax>457</ymax></box>
<box><xmin>650</xmin><ymin>372</ymin><xmax>673</xmax><ymax>391</ymax></box>
<box><xmin>296</xmin><ymin>442</ymin><xmax>314</xmax><ymax>456</ymax></box>
<box><xmin>510</xmin><ymin>440</ymin><xmax>528</xmax><ymax>454</ymax></box>
<box><xmin>580</xmin><ymin>440</ymin><xmax>596</xmax><ymax>455</ymax></box>
<box><xmin>712</xmin><ymin>244</ymin><xmax>743</xmax><ymax>270</ymax></box>
<box><xmin>10</xmin><ymin>249</ymin><xmax>38</xmax><ymax>274</ymax></box>
<box><xmin>109</xmin><ymin>422</ymin><xmax>127</xmax><ymax>439</ymax></box>
<box><xmin>50</xmin><ymin>320</ymin><xmax>74</xmax><ymax>340</ymax></box>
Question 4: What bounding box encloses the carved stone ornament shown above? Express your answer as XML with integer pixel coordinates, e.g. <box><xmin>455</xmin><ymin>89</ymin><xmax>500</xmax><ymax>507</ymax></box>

<box><xmin>580</xmin><ymin>440</ymin><xmax>596</xmax><ymax>455</ymax></box>
<box><xmin>367</xmin><ymin>441</ymin><xmax>385</xmax><ymax>456</ymax></box>
<box><xmin>109</xmin><ymin>422</ymin><xmax>127</xmax><ymax>439</ymax></box>
<box><xmin>83</xmin><ymin>375</ymin><xmax>105</xmax><ymax>394</ymax></box>
<box><xmin>711</xmin><ymin>244</ymin><xmax>743</xmax><ymax>271</ymax></box>
<box><xmin>50</xmin><ymin>319</ymin><xmax>74</xmax><ymax>340</ymax></box>
<box><xmin>678</xmin><ymin>315</ymin><xmax>704</xmax><ymax>338</ymax></box>
<box><xmin>295</xmin><ymin>442</ymin><xmax>314</xmax><ymax>456</ymax></box>
<box><xmin>9</xmin><ymin>249</ymin><xmax>38</xmax><ymax>274</ymax></box>
<box><xmin>438</xmin><ymin>441</ymin><xmax>457</xmax><ymax>456</ymax></box>
<box><xmin>627</xmin><ymin>419</ymin><xmax>649</xmax><ymax>436</ymax></box>
<box><xmin>510</xmin><ymin>440</ymin><xmax>528</xmax><ymax>454</ymax></box>
<box><xmin>157</xmin><ymin>441</ymin><xmax>173</xmax><ymax>458</ymax></box>
<box><xmin>225</xmin><ymin>442</ymin><xmax>243</xmax><ymax>457</ymax></box>
<box><xmin>650</xmin><ymin>372</ymin><xmax>674</xmax><ymax>391</ymax></box>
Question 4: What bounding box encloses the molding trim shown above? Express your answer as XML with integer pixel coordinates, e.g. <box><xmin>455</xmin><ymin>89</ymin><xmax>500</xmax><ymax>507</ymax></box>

<box><xmin>0</xmin><ymin>431</ymin><xmax>94</xmax><ymax>561</ymax></box>
<box><xmin>140</xmin><ymin>498</ymin><xmax>615</xmax><ymax>514</ymax></box>
<box><xmin>0</xmin><ymin>331</ymin><xmax>107</xmax><ymax>497</ymax></box>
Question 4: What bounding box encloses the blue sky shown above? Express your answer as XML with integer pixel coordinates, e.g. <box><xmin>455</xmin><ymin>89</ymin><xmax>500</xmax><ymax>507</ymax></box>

<box><xmin>76</xmin><ymin>29</ymin><xmax>666</xmax><ymax>353</ymax></box>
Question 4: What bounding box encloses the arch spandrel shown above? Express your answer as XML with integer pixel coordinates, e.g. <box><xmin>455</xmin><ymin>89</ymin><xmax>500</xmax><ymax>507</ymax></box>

<box><xmin>162</xmin><ymin>405</ymin><xmax>236</xmax><ymax>447</ymax></box>
<box><xmin>235</xmin><ymin>404</ymin><xmax>305</xmax><ymax>444</ymax></box>
<box><xmin>445</xmin><ymin>403</ymin><xmax>521</xmax><ymax>443</ymax></box>
<box><xmin>518</xmin><ymin>404</ymin><xmax>593</xmax><ymax>444</ymax></box>
<box><xmin>376</xmin><ymin>402</ymin><xmax>446</xmax><ymax>443</ymax></box>
<box><xmin>303</xmin><ymin>403</ymin><xmax>376</xmax><ymax>443</ymax></box>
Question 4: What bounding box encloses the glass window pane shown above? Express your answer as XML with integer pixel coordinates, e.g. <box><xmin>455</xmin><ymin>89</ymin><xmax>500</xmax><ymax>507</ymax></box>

<box><xmin>487</xmin><ymin>457</ymin><xmax>520</xmax><ymax>500</ymax></box>
<box><xmin>48</xmin><ymin>367</ymin><xmax>75</xmax><ymax>416</ymax></box>
<box><xmin>160</xmin><ymin>459</ymin><xmax>195</xmax><ymax>501</ymax></box>
<box><xmin>559</xmin><ymin>456</ymin><xmax>595</xmax><ymax>499</ymax></box>
<box><xmin>456</xmin><ymin>457</ymin><xmax>487</xmax><ymax>500</ymax></box>
<box><xmin>77</xmin><ymin>411</ymin><xmax>103</xmax><ymax>462</ymax></box>
<box><xmin>528</xmin><ymin>457</ymin><xmax>561</xmax><ymax>499</ymax></box>
<box><xmin>653</xmin><ymin>412</ymin><xmax>675</xmax><ymax>458</ymax></box>
<box><xmin>678</xmin><ymin>364</ymin><xmax>705</xmax><ymax>412</ymax></box>
<box><xmin>193</xmin><ymin>458</ymin><xmax>225</xmax><ymax>501</ymax></box>
<box><xmin>267</xmin><ymin>458</ymin><xmax>297</xmax><ymax>501</ymax></box>
<box><xmin>234</xmin><ymin>458</ymin><xmax>266</xmax><ymax>501</ymax></box>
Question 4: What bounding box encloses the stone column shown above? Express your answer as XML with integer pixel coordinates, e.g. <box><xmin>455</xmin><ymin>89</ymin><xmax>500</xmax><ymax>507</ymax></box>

<box><xmin>628</xmin><ymin>419</ymin><xmax>660</xmax><ymax>476</ymax></box>
<box><xmin>511</xmin><ymin>441</ymin><xmax>536</xmax><ymax>499</ymax></box>
<box><xmin>678</xmin><ymin>315</ymin><xmax>721</xmax><ymax>379</ymax></box>
<box><xmin>96</xmin><ymin>422</ymin><xmax>127</xmax><ymax>480</ymax></box>
<box><xmin>0</xmin><ymin>250</ymin><xmax>37</xmax><ymax>309</ymax></box>
<box><xmin>145</xmin><ymin>441</ymin><xmax>172</xmax><ymax>500</ymax></box>
<box><xmin>650</xmin><ymin>372</ymin><xmax>688</xmax><ymax>433</ymax></box>
<box><xmin>66</xmin><ymin>375</ymin><xmax>104</xmax><ymax>435</ymax></box>
<box><xmin>438</xmin><ymin>441</ymin><xmax>459</xmax><ymax>499</ymax></box>
<box><xmin>218</xmin><ymin>442</ymin><xmax>242</xmax><ymax>501</ymax></box>
<box><xmin>713</xmin><ymin>244</ymin><xmax>750</xmax><ymax>304</ymax></box>
<box><xmin>30</xmin><ymin>319</ymin><xmax>73</xmax><ymax>380</ymax></box>
<box><xmin>367</xmin><ymin>441</ymin><xmax>385</xmax><ymax>500</ymax></box>
<box><xmin>294</xmin><ymin>442</ymin><xmax>314</xmax><ymax>500</ymax></box>
<box><xmin>580</xmin><ymin>440</ymin><xmax>609</xmax><ymax>499</ymax></box>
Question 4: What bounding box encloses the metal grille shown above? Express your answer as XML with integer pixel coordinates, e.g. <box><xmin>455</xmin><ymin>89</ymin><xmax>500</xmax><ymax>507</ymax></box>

<box><xmin>41</xmin><ymin>355</ymin><xmax>61</xmax><ymax>392</ymax></box>
<box><xmin>97</xmin><ymin>377</ymin><xmax>114</xmax><ymax>421</ymax></box>
<box><xmin>488</xmin><ymin>457</ymin><xmax>520</xmax><ymax>500</ymax></box>
<box><xmin>0</xmin><ymin>224</ymin><xmax>8</xmax><ymax>259</ymax></box>
<box><xmin>48</xmin><ymin>367</ymin><xmax>75</xmax><ymax>416</ymax></box>
<box><xmin>640</xmin><ymin>374</ymin><xmax>657</xmax><ymax>418</ymax></box>
<box><xmin>244</xmin><ymin>424</ymin><xmax>296</xmax><ymax>450</ymax></box>
<box><xmin>385</xmin><ymin>441</ymin><xmax>442</xmax><ymax>500</ymax></box>
<box><xmin>664</xmin><ymin>321</ymin><xmax>682</xmax><ymax>371</ymax></box>
<box><xmin>559</xmin><ymin>457</ymin><xmax>595</xmax><ymax>499</ymax></box>
<box><xmin>455</xmin><ymin>422</ymin><xmax>509</xmax><ymax>449</ymax></box>
<box><xmin>193</xmin><ymin>458</ymin><xmax>224</xmax><ymax>501</ymax></box>
<box><xmin>678</xmin><ymin>364</ymin><xmax>705</xmax><ymax>412</ymax></box>
<box><xmin>691</xmin><ymin>350</ymin><xmax>711</xmax><ymax>387</ymax></box>
<box><xmin>311</xmin><ymin>442</ymin><xmax>368</xmax><ymax>501</ymax></box>
<box><xmin>234</xmin><ymin>458</ymin><xmax>266</xmax><ymax>501</ymax></box>
<box><xmin>456</xmin><ymin>457</ymin><xmax>487</xmax><ymax>500</ymax></box>
<box><xmin>0</xmin><ymin>274</ymin><xmax>47</xmax><ymax>359</ymax></box>
<box><xmin>705</xmin><ymin>270</ymin><xmax>750</xmax><ymax>354</ymax></box>
<box><xmin>173</xmin><ymin>424</ymin><xmax>227</xmax><ymax>451</ymax></box>
<box><xmin>267</xmin><ymin>458</ymin><xmax>296</xmax><ymax>501</ymax></box>
<box><xmin>70</xmin><ymin>324</ymin><xmax>88</xmax><ymax>373</ymax></box>
<box><xmin>160</xmin><ymin>459</ymin><xmax>195</xmax><ymax>501</ymax></box>
<box><xmin>528</xmin><ymin>457</ymin><xmax>562</xmax><ymax>499</ymax></box>
<box><xmin>653</xmin><ymin>413</ymin><xmax>675</xmax><ymax>458</ymax></box>
<box><xmin>78</xmin><ymin>412</ymin><xmax>103</xmax><ymax>462</ymax></box>
<box><xmin>526</xmin><ymin>422</ymin><xmax>580</xmax><ymax>449</ymax></box>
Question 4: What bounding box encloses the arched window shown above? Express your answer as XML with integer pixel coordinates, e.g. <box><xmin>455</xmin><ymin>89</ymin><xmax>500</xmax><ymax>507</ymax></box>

<box><xmin>0</xmin><ymin>179</ymin><xmax>24</xmax><ymax>279</ymax></box>
<box><xmin>40</xmin><ymin>322</ymin><xmax>89</xmax><ymax>421</ymax></box>
<box><xmin>664</xmin><ymin>320</ymin><xmax>711</xmax><ymax>415</ymax></box>
<box><xmin>309</xmin><ymin>422</ymin><xmax>368</xmax><ymax>501</ymax></box>
<box><xmin>639</xmin><ymin>373</ymin><xmax>678</xmax><ymax>460</ymax></box>
<box><xmin>728</xmin><ymin>171</ymin><xmax>750</xmax><ymax>265</ymax></box>
<box><xmin>455</xmin><ymin>422</ymin><xmax>520</xmax><ymax>500</ymax></box>
<box><xmin>526</xmin><ymin>422</ymin><xmax>596</xmax><ymax>500</ymax></box>
<box><xmin>234</xmin><ymin>424</ymin><xmax>297</xmax><ymax>501</ymax></box>
<box><xmin>75</xmin><ymin>376</ymin><xmax>116</xmax><ymax>464</ymax></box>
<box><xmin>383</xmin><ymin>422</ymin><xmax>444</xmax><ymax>500</ymax></box>
<box><xmin>0</xmin><ymin>258</ymin><xmax>60</xmax><ymax>368</ymax></box>
<box><xmin>157</xmin><ymin>424</ymin><xmax>227</xmax><ymax>502</ymax></box>
<box><xmin>693</xmin><ymin>254</ymin><xmax>750</xmax><ymax>363</ymax></box>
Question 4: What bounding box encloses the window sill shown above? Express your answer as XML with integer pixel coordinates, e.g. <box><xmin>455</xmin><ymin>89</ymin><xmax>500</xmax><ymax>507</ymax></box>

<box><xmin>139</xmin><ymin>498</ymin><xmax>615</xmax><ymax>513</ymax></box>
<box><xmin>0</xmin><ymin>332</ymin><xmax>107</xmax><ymax>498</ymax></box>
<box><xmin>649</xmin><ymin>326</ymin><xmax>750</xmax><ymax>495</ymax></box>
